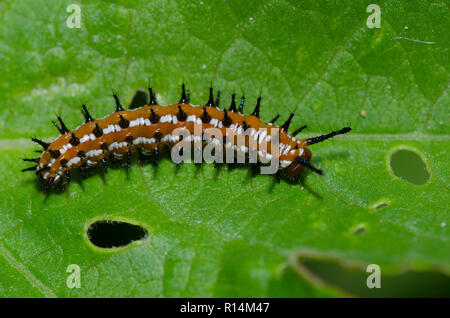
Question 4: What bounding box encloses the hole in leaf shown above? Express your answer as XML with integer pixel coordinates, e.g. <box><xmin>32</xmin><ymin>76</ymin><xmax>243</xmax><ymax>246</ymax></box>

<box><xmin>352</xmin><ymin>224</ymin><xmax>367</xmax><ymax>235</ymax></box>
<box><xmin>297</xmin><ymin>257</ymin><xmax>450</xmax><ymax>297</ymax></box>
<box><xmin>389</xmin><ymin>149</ymin><xmax>429</xmax><ymax>185</ymax></box>
<box><xmin>129</xmin><ymin>88</ymin><xmax>148</xmax><ymax>109</ymax></box>
<box><xmin>87</xmin><ymin>220</ymin><xmax>148</xmax><ymax>248</ymax></box>
<box><xmin>371</xmin><ymin>200</ymin><xmax>389</xmax><ymax>210</ymax></box>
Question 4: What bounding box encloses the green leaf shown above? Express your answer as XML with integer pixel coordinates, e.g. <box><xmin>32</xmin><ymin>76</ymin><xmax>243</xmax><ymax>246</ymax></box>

<box><xmin>0</xmin><ymin>0</ymin><xmax>448</xmax><ymax>297</ymax></box>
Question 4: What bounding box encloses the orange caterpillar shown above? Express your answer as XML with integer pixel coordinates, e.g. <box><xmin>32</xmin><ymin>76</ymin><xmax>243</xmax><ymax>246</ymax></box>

<box><xmin>22</xmin><ymin>84</ymin><xmax>351</xmax><ymax>191</ymax></box>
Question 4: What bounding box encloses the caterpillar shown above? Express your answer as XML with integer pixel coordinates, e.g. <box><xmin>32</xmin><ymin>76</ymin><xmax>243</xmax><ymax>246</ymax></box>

<box><xmin>22</xmin><ymin>84</ymin><xmax>351</xmax><ymax>191</ymax></box>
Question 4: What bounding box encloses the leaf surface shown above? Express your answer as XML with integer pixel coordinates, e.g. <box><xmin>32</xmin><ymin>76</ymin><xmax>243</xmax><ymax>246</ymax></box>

<box><xmin>0</xmin><ymin>0</ymin><xmax>448</xmax><ymax>297</ymax></box>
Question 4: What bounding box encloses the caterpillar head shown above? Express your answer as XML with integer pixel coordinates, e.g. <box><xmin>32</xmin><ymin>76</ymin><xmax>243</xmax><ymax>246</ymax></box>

<box><xmin>284</xmin><ymin>147</ymin><xmax>316</xmax><ymax>180</ymax></box>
